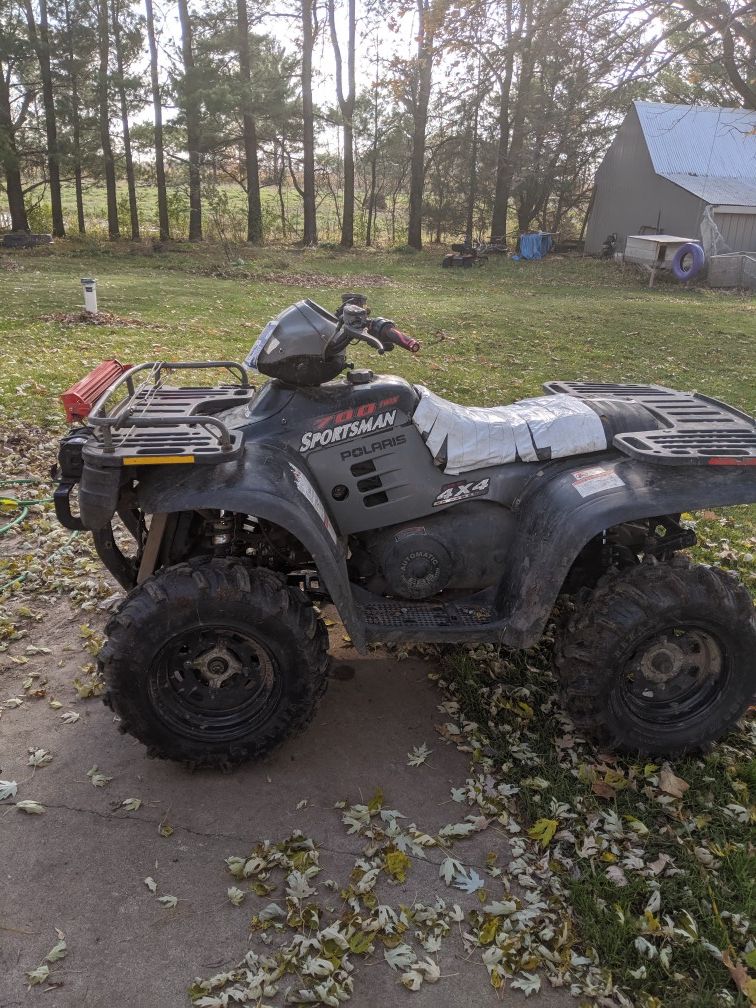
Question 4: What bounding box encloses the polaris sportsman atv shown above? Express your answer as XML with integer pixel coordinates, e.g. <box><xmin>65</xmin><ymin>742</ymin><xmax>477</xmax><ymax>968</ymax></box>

<box><xmin>54</xmin><ymin>295</ymin><xmax>756</xmax><ymax>766</ymax></box>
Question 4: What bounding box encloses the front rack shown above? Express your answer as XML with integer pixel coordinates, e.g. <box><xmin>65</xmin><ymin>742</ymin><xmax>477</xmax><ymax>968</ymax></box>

<box><xmin>84</xmin><ymin>361</ymin><xmax>254</xmax><ymax>466</ymax></box>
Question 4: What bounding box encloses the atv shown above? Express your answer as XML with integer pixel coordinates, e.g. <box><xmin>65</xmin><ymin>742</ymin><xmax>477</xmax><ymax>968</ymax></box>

<box><xmin>442</xmin><ymin>237</ymin><xmax>488</xmax><ymax>268</ymax></box>
<box><xmin>53</xmin><ymin>294</ymin><xmax>756</xmax><ymax>767</ymax></box>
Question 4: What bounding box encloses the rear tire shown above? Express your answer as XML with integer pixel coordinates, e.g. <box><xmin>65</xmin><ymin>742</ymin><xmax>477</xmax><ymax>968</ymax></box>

<box><xmin>554</xmin><ymin>556</ymin><xmax>756</xmax><ymax>755</ymax></box>
<box><xmin>99</xmin><ymin>558</ymin><xmax>329</xmax><ymax>768</ymax></box>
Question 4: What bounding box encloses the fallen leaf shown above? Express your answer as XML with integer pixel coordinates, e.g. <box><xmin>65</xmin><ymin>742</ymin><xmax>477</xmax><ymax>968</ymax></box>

<box><xmin>88</xmin><ymin>766</ymin><xmax>112</xmax><ymax>788</ymax></box>
<box><xmin>438</xmin><ymin>820</ymin><xmax>476</xmax><ymax>839</ymax></box>
<box><xmin>286</xmin><ymin>870</ymin><xmax>316</xmax><ymax>899</ymax></box>
<box><xmin>606</xmin><ymin>865</ymin><xmax>628</xmax><ymax>887</ymax></box>
<box><xmin>45</xmin><ymin>936</ymin><xmax>67</xmax><ymax>962</ymax></box>
<box><xmin>26</xmin><ymin>964</ymin><xmax>49</xmax><ymax>986</ymax></box>
<box><xmin>60</xmin><ymin>711</ymin><xmax>80</xmax><ymax>724</ymax></box>
<box><xmin>27</xmin><ymin>748</ymin><xmax>52</xmax><ymax>767</ymax></box>
<box><xmin>384</xmin><ymin>943</ymin><xmax>416</xmax><ymax>971</ymax></box>
<box><xmin>407</xmin><ymin>742</ymin><xmax>432</xmax><ymax>767</ymax></box>
<box><xmin>483</xmin><ymin>899</ymin><xmax>517</xmax><ymax>916</ymax></box>
<box><xmin>722</xmin><ymin>951</ymin><xmax>752</xmax><ymax>997</ymax></box>
<box><xmin>510</xmin><ymin>972</ymin><xmax>541</xmax><ymax>996</ymax></box>
<box><xmin>439</xmin><ymin>856</ymin><xmax>463</xmax><ymax>885</ymax></box>
<box><xmin>658</xmin><ymin>765</ymin><xmax>689</xmax><ymax>799</ymax></box>
<box><xmin>144</xmin><ymin>877</ymin><xmax>157</xmax><ymax>893</ymax></box>
<box><xmin>385</xmin><ymin>850</ymin><xmax>411</xmax><ymax>882</ymax></box>
<box><xmin>0</xmin><ymin>780</ymin><xmax>18</xmax><ymax>801</ymax></box>
<box><xmin>227</xmin><ymin>886</ymin><xmax>245</xmax><ymax>906</ymax></box>
<box><xmin>527</xmin><ymin>818</ymin><xmax>559</xmax><ymax>847</ymax></box>
<box><xmin>648</xmin><ymin>853</ymin><xmax>672</xmax><ymax>875</ymax></box>
<box><xmin>158</xmin><ymin>895</ymin><xmax>178</xmax><ymax>908</ymax></box>
<box><xmin>453</xmin><ymin>867</ymin><xmax>484</xmax><ymax>893</ymax></box>
<box><xmin>120</xmin><ymin>798</ymin><xmax>142</xmax><ymax>812</ymax></box>
<box><xmin>16</xmin><ymin>800</ymin><xmax>44</xmax><ymax>814</ymax></box>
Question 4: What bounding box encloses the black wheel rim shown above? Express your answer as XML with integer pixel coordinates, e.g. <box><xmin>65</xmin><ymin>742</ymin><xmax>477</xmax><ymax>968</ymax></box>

<box><xmin>148</xmin><ymin>625</ymin><xmax>282</xmax><ymax>743</ymax></box>
<box><xmin>618</xmin><ymin>624</ymin><xmax>729</xmax><ymax>726</ymax></box>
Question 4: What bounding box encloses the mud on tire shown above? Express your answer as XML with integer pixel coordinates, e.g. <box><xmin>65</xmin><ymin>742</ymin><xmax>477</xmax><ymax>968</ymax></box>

<box><xmin>555</xmin><ymin>556</ymin><xmax>756</xmax><ymax>755</ymax></box>
<box><xmin>99</xmin><ymin>558</ymin><xmax>329</xmax><ymax>768</ymax></box>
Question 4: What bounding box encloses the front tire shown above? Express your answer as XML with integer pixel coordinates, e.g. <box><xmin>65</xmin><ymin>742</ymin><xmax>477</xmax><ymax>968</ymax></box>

<box><xmin>99</xmin><ymin>558</ymin><xmax>329</xmax><ymax>768</ymax></box>
<box><xmin>555</xmin><ymin>557</ymin><xmax>756</xmax><ymax>755</ymax></box>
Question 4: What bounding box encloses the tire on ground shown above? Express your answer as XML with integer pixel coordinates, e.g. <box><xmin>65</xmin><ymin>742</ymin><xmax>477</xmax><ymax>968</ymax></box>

<box><xmin>99</xmin><ymin>557</ymin><xmax>329</xmax><ymax>768</ymax></box>
<box><xmin>554</xmin><ymin>555</ymin><xmax>756</xmax><ymax>755</ymax></box>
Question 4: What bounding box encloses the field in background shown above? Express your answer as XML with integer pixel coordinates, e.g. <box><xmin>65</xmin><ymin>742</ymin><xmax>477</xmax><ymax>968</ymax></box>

<box><xmin>14</xmin><ymin>181</ymin><xmax>412</xmax><ymax>247</ymax></box>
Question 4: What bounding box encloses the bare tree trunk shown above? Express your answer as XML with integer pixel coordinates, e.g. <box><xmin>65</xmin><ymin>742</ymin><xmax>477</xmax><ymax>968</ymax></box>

<box><xmin>276</xmin><ymin>136</ymin><xmax>287</xmax><ymax>238</ymax></box>
<box><xmin>491</xmin><ymin>36</ymin><xmax>534</xmax><ymax>244</ymax></box>
<box><xmin>407</xmin><ymin>0</ymin><xmax>445</xmax><ymax>250</ymax></box>
<box><xmin>328</xmin><ymin>0</ymin><xmax>355</xmax><ymax>247</ymax></box>
<box><xmin>489</xmin><ymin>0</ymin><xmax>516</xmax><ymax>240</ymax></box>
<box><xmin>111</xmin><ymin>0</ymin><xmax>140</xmax><ymax>240</ymax></box>
<box><xmin>365</xmin><ymin>43</ymin><xmax>379</xmax><ymax>247</ymax></box>
<box><xmin>23</xmin><ymin>0</ymin><xmax>65</xmax><ymax>236</ymax></box>
<box><xmin>464</xmin><ymin>56</ymin><xmax>482</xmax><ymax>244</ymax></box>
<box><xmin>178</xmin><ymin>0</ymin><xmax>202</xmax><ymax>240</ymax></box>
<box><xmin>62</xmin><ymin>0</ymin><xmax>86</xmax><ymax>233</ymax></box>
<box><xmin>300</xmin><ymin>0</ymin><xmax>317</xmax><ymax>244</ymax></box>
<box><xmin>237</xmin><ymin>0</ymin><xmax>263</xmax><ymax>243</ymax></box>
<box><xmin>0</xmin><ymin>58</ymin><xmax>29</xmax><ymax>232</ymax></box>
<box><xmin>96</xmin><ymin>0</ymin><xmax>120</xmax><ymax>238</ymax></box>
<box><xmin>144</xmin><ymin>0</ymin><xmax>169</xmax><ymax>239</ymax></box>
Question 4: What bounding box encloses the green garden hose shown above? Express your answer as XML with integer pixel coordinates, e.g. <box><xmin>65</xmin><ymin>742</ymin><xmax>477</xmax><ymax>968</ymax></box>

<box><xmin>0</xmin><ymin>478</ymin><xmax>77</xmax><ymax>592</ymax></box>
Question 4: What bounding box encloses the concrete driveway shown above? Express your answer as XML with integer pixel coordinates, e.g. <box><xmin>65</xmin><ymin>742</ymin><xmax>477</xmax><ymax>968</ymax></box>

<box><xmin>0</xmin><ymin>603</ymin><xmax>572</xmax><ymax>1008</ymax></box>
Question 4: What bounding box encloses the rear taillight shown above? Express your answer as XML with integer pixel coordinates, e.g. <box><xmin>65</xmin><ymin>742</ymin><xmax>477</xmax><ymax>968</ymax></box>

<box><xmin>60</xmin><ymin>359</ymin><xmax>130</xmax><ymax>424</ymax></box>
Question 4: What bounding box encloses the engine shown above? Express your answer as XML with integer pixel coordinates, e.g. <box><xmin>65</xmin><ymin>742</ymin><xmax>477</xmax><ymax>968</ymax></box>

<box><xmin>354</xmin><ymin>502</ymin><xmax>515</xmax><ymax>601</ymax></box>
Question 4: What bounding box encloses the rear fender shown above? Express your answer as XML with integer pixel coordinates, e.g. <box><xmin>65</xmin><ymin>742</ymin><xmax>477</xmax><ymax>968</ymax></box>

<box><xmin>135</xmin><ymin>443</ymin><xmax>365</xmax><ymax>650</ymax></box>
<box><xmin>501</xmin><ymin>455</ymin><xmax>756</xmax><ymax>648</ymax></box>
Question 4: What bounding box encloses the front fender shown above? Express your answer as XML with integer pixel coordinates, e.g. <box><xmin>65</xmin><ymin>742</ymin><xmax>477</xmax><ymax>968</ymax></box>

<box><xmin>501</xmin><ymin>454</ymin><xmax>756</xmax><ymax>648</ymax></box>
<box><xmin>135</xmin><ymin>443</ymin><xmax>366</xmax><ymax>651</ymax></box>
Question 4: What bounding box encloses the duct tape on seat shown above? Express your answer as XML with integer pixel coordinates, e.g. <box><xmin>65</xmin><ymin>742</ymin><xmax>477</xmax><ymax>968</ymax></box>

<box><xmin>412</xmin><ymin>387</ymin><xmax>607</xmax><ymax>474</ymax></box>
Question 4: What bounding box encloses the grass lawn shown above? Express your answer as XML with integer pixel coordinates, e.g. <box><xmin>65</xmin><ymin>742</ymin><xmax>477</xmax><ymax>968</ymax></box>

<box><xmin>0</xmin><ymin>240</ymin><xmax>754</xmax><ymax>423</ymax></box>
<box><xmin>1</xmin><ymin>240</ymin><xmax>754</xmax><ymax>1007</ymax></box>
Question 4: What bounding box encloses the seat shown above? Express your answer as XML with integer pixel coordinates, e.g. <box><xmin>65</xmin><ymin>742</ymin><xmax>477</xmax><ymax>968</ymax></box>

<box><xmin>412</xmin><ymin>386</ymin><xmax>609</xmax><ymax>474</ymax></box>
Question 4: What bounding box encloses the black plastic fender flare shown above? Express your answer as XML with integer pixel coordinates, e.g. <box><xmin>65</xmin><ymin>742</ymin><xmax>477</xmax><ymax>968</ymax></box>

<box><xmin>135</xmin><ymin>442</ymin><xmax>365</xmax><ymax>650</ymax></box>
<box><xmin>498</xmin><ymin>453</ymin><xmax>756</xmax><ymax>649</ymax></box>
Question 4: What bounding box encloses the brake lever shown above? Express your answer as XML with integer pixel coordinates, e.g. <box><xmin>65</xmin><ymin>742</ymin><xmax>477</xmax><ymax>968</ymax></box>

<box><xmin>353</xmin><ymin>329</ymin><xmax>385</xmax><ymax>354</ymax></box>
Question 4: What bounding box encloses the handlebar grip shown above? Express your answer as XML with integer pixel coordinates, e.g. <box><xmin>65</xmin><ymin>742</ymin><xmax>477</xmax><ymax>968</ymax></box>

<box><xmin>385</xmin><ymin>327</ymin><xmax>420</xmax><ymax>353</ymax></box>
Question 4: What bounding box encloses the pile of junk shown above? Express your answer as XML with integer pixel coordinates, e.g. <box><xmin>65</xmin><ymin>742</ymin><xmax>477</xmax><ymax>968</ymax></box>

<box><xmin>441</xmin><ymin>231</ymin><xmax>556</xmax><ymax>267</ymax></box>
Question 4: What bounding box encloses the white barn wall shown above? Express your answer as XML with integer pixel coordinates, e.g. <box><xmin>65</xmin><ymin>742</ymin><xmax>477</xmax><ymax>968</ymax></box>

<box><xmin>585</xmin><ymin>105</ymin><xmax>756</xmax><ymax>255</ymax></box>
<box><xmin>585</xmin><ymin>109</ymin><xmax>699</xmax><ymax>253</ymax></box>
<box><xmin>715</xmin><ymin>212</ymin><xmax>756</xmax><ymax>253</ymax></box>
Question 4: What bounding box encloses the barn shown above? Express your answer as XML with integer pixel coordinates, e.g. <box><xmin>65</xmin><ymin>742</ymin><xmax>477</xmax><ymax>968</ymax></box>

<box><xmin>584</xmin><ymin>101</ymin><xmax>756</xmax><ymax>257</ymax></box>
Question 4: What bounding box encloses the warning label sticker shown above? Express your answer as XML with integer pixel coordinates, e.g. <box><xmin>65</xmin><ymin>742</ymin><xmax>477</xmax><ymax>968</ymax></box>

<box><xmin>572</xmin><ymin>466</ymin><xmax>625</xmax><ymax>498</ymax></box>
<box><xmin>289</xmin><ymin>464</ymin><xmax>338</xmax><ymax>543</ymax></box>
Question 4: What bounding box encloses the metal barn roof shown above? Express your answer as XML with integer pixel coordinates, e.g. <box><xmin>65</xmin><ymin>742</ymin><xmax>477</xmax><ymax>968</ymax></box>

<box><xmin>660</xmin><ymin>174</ymin><xmax>756</xmax><ymax>207</ymax></box>
<box><xmin>634</xmin><ymin>102</ymin><xmax>756</xmax><ymax>194</ymax></box>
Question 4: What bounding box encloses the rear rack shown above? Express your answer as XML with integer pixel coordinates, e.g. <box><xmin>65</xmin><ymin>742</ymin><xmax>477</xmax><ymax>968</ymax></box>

<box><xmin>544</xmin><ymin>381</ymin><xmax>756</xmax><ymax>466</ymax></box>
<box><xmin>84</xmin><ymin>361</ymin><xmax>254</xmax><ymax>466</ymax></box>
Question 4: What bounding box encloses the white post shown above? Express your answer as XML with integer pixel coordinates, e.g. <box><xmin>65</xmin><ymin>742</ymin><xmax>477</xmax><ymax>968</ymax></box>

<box><xmin>81</xmin><ymin>277</ymin><xmax>97</xmax><ymax>314</ymax></box>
